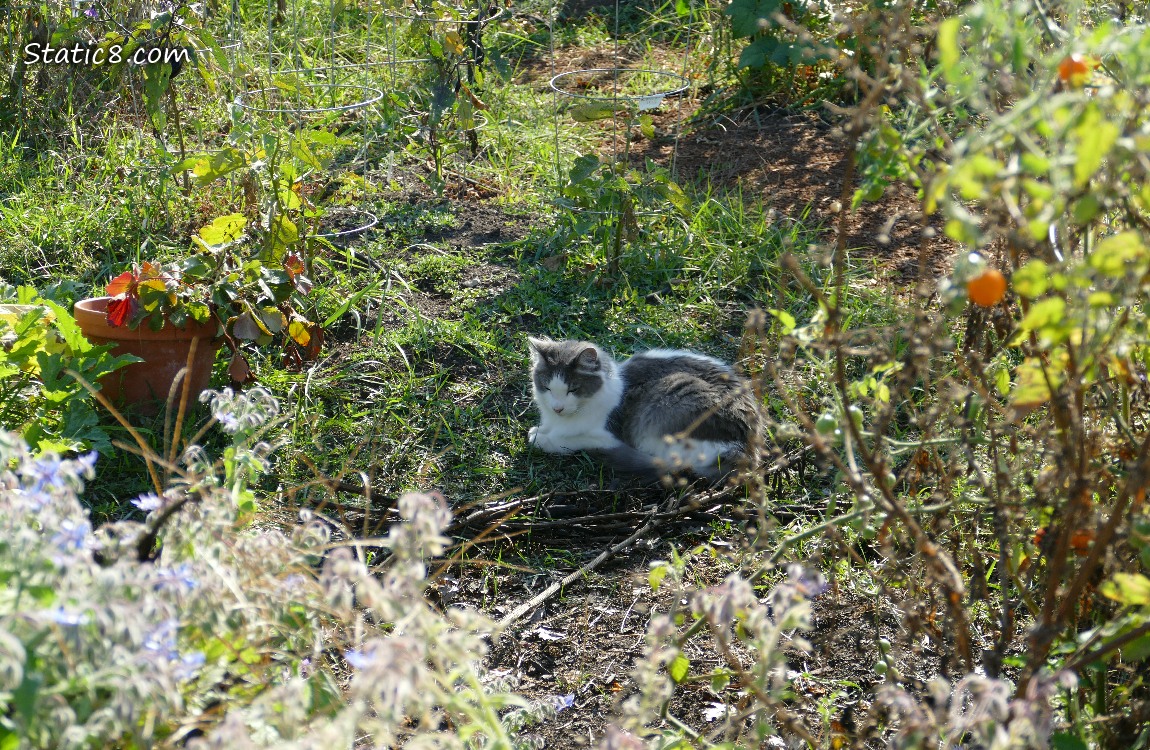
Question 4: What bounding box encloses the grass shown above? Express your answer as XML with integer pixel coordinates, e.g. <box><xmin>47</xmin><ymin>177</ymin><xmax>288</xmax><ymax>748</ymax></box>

<box><xmin>2</xmin><ymin>0</ymin><xmax>900</xmax><ymax>681</ymax></box>
<box><xmin>0</xmin><ymin>0</ymin><xmax>915</xmax><ymax>548</ymax></box>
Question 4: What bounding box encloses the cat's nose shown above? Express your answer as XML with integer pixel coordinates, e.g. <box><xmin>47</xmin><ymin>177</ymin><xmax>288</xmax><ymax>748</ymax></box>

<box><xmin>552</xmin><ymin>405</ymin><xmax>565</xmax><ymax>414</ymax></box>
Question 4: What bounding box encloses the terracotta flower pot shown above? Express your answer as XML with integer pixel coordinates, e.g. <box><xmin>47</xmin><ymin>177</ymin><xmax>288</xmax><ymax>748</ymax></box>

<box><xmin>73</xmin><ymin>297</ymin><xmax>222</xmax><ymax>415</ymax></box>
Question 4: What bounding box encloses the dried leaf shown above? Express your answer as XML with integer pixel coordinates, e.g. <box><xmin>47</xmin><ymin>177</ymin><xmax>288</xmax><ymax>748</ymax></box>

<box><xmin>540</xmin><ymin>253</ymin><xmax>568</xmax><ymax>272</ymax></box>
<box><xmin>228</xmin><ymin>352</ymin><xmax>255</xmax><ymax>384</ymax></box>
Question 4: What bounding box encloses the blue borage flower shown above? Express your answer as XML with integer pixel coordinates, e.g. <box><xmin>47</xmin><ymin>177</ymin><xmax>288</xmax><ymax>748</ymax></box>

<box><xmin>51</xmin><ymin>518</ymin><xmax>93</xmax><ymax>562</ymax></box>
<box><xmin>174</xmin><ymin>651</ymin><xmax>206</xmax><ymax>680</ymax></box>
<box><xmin>786</xmin><ymin>563</ymin><xmax>829</xmax><ymax>599</ymax></box>
<box><xmin>142</xmin><ymin>619</ymin><xmax>205</xmax><ymax>681</ymax></box>
<box><xmin>553</xmin><ymin>694</ymin><xmax>575</xmax><ymax>713</ymax></box>
<box><xmin>21</xmin><ymin>451</ymin><xmax>97</xmax><ymax>495</ymax></box>
<box><xmin>133</xmin><ymin>492</ymin><xmax>164</xmax><ymax>512</ymax></box>
<box><xmin>43</xmin><ymin>607</ymin><xmax>90</xmax><ymax>626</ymax></box>
<box><xmin>200</xmin><ymin>387</ymin><xmax>281</xmax><ymax>435</ymax></box>
<box><xmin>143</xmin><ymin>618</ymin><xmax>180</xmax><ymax>657</ymax></box>
<box><xmin>24</xmin><ymin>454</ymin><xmax>63</xmax><ymax>493</ymax></box>
<box><xmin>343</xmin><ymin>649</ymin><xmax>372</xmax><ymax>670</ymax></box>
<box><xmin>153</xmin><ymin>564</ymin><xmax>199</xmax><ymax>593</ymax></box>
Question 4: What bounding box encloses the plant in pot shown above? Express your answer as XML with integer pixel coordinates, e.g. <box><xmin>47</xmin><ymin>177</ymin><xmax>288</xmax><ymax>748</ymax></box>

<box><xmin>74</xmin><ymin>213</ymin><xmax>320</xmax><ymax>415</ymax></box>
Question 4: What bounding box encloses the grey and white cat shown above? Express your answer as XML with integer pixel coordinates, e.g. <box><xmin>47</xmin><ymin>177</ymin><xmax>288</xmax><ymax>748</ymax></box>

<box><xmin>527</xmin><ymin>336</ymin><xmax>763</xmax><ymax>483</ymax></box>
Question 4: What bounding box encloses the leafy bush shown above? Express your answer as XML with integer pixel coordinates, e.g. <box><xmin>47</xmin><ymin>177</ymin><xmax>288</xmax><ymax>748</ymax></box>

<box><xmin>746</xmin><ymin>0</ymin><xmax>1150</xmax><ymax>744</ymax></box>
<box><xmin>0</xmin><ymin>285</ymin><xmax>136</xmax><ymax>454</ymax></box>
<box><xmin>1</xmin><ymin>0</ymin><xmax>223</xmax><ymax>143</ymax></box>
<box><xmin>574</xmin><ymin>2</ymin><xmax>1150</xmax><ymax>747</ymax></box>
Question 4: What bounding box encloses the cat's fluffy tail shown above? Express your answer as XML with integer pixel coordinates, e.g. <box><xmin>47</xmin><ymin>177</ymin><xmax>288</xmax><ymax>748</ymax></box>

<box><xmin>589</xmin><ymin>444</ymin><xmax>665</xmax><ymax>482</ymax></box>
<box><xmin>592</xmin><ymin>442</ymin><xmax>753</xmax><ymax>485</ymax></box>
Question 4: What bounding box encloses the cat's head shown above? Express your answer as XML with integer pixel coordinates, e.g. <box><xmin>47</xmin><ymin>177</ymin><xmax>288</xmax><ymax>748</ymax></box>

<box><xmin>527</xmin><ymin>336</ymin><xmax>609</xmax><ymax>417</ymax></box>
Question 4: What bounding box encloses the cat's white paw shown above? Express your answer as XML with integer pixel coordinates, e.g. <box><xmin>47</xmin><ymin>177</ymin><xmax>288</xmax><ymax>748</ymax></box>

<box><xmin>528</xmin><ymin>427</ymin><xmax>569</xmax><ymax>454</ymax></box>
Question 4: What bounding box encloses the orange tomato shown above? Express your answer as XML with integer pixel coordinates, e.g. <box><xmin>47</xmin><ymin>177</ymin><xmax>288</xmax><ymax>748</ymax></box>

<box><xmin>1058</xmin><ymin>54</ymin><xmax>1094</xmax><ymax>87</ymax></box>
<box><xmin>1070</xmin><ymin>528</ymin><xmax>1095</xmax><ymax>556</ymax></box>
<box><xmin>967</xmin><ymin>268</ymin><xmax>1008</xmax><ymax>307</ymax></box>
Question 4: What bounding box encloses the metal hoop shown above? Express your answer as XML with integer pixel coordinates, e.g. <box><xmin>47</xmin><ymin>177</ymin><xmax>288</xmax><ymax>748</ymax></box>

<box><xmin>549</xmin><ymin>68</ymin><xmax>690</xmax><ymax>108</ymax></box>
<box><xmin>312</xmin><ymin>207</ymin><xmax>379</xmax><ymax>239</ymax></box>
<box><xmin>380</xmin><ymin>4</ymin><xmax>508</xmax><ymax>25</ymax></box>
<box><xmin>235</xmin><ymin>82</ymin><xmax>384</xmax><ymax>115</ymax></box>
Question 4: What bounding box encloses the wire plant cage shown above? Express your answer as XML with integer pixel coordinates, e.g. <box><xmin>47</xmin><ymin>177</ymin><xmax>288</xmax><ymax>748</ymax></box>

<box><xmin>220</xmin><ymin>0</ymin><xmax>394</xmax><ymax>251</ymax></box>
<box><xmin>546</xmin><ymin>0</ymin><xmax>701</xmax><ymax>275</ymax></box>
<box><xmin>375</xmin><ymin>0</ymin><xmax>508</xmax><ymax>191</ymax></box>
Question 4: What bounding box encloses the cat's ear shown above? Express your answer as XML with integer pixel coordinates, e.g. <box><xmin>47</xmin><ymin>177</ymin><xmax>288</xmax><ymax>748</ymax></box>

<box><xmin>576</xmin><ymin>346</ymin><xmax>600</xmax><ymax>371</ymax></box>
<box><xmin>527</xmin><ymin>336</ymin><xmax>548</xmax><ymax>364</ymax></box>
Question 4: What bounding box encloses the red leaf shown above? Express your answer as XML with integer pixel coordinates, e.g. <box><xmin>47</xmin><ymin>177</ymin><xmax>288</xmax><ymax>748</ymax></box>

<box><xmin>284</xmin><ymin>253</ymin><xmax>306</xmax><ymax>278</ymax></box>
<box><xmin>106</xmin><ymin>271</ymin><xmax>137</xmax><ymax>297</ymax></box>
<box><xmin>301</xmin><ymin>325</ymin><xmax>323</xmax><ymax>360</ymax></box>
<box><xmin>106</xmin><ymin>296</ymin><xmax>137</xmax><ymax>327</ymax></box>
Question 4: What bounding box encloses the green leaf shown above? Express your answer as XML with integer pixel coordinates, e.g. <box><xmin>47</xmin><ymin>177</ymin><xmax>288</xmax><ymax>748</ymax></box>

<box><xmin>186</xmin><ymin>301</ymin><xmax>212</xmax><ymax>323</ymax></box>
<box><xmin>277</xmin><ymin>185</ymin><xmax>303</xmax><ymax>210</ymax></box>
<box><xmin>1051</xmin><ymin>734</ymin><xmax>1089</xmax><ymax>750</ymax></box>
<box><xmin>767</xmin><ymin>308</ymin><xmax>796</xmax><ymax>335</ymax></box>
<box><xmin>1010</xmin><ymin>357</ymin><xmax>1053</xmax><ymax>408</ymax></box>
<box><xmin>649</xmin><ymin>565</ymin><xmax>668</xmax><ymax>592</ymax></box>
<box><xmin>737</xmin><ymin>36</ymin><xmax>807</xmax><ymax>69</ymax></box>
<box><xmin>937</xmin><ymin>17</ymin><xmax>961</xmax><ymax>82</ymax></box>
<box><xmin>257</xmin><ymin>307</ymin><xmax>285</xmax><ymax>334</ymax></box>
<box><xmin>291</xmin><ymin>134</ymin><xmax>325</xmax><ymax>170</ymax></box>
<box><xmin>1073</xmin><ymin>105</ymin><xmax>1120</xmax><ymax>188</ymax></box>
<box><xmin>13</xmin><ymin>674</ymin><xmax>41</xmax><ymax>723</ymax></box>
<box><xmin>653</xmin><ymin>180</ymin><xmax>691</xmax><ymax>215</ymax></box>
<box><xmin>141</xmin><ymin>62</ymin><xmax>170</xmax><ymax>132</ymax></box>
<box><xmin>724</xmin><ymin>0</ymin><xmax>783</xmax><ymax>39</ymax></box>
<box><xmin>178</xmin><ymin>147</ymin><xmax>246</xmax><ymax>186</ymax></box>
<box><xmin>1020</xmin><ymin>152</ymin><xmax>1050</xmax><ymax>175</ymax></box>
<box><xmin>1100</xmin><ymin>573</ymin><xmax>1150</xmax><ymax>606</ymax></box>
<box><xmin>1018</xmin><ymin>297</ymin><xmax>1066</xmax><ymax>333</ymax></box>
<box><xmin>668</xmin><ymin>653</ymin><xmax>690</xmax><ymax>683</ymax></box>
<box><xmin>1088</xmin><ymin>231</ymin><xmax>1145</xmax><ymax>277</ymax></box>
<box><xmin>1070</xmin><ymin>194</ymin><xmax>1101</xmax><ymax>225</ymax></box>
<box><xmin>1012</xmin><ymin>260</ymin><xmax>1049</xmax><ymax>298</ymax></box>
<box><xmin>569</xmin><ymin>103</ymin><xmax>624</xmax><ymax>122</ymax></box>
<box><xmin>199</xmin><ymin>213</ymin><xmax>247</xmax><ymax>248</ymax></box>
<box><xmin>639</xmin><ymin>113</ymin><xmax>655</xmax><ymax>139</ymax></box>
<box><xmin>182</xmin><ymin>254</ymin><xmax>213</xmax><ymax>280</ymax></box>
<box><xmin>944</xmin><ymin>212</ymin><xmax>981</xmax><ymax>246</ymax></box>
<box><xmin>265</xmin><ymin>215</ymin><xmax>299</xmax><ymax>262</ymax></box>
<box><xmin>41</xmin><ymin>300</ymin><xmax>91</xmax><ymax>353</ymax></box>
<box><xmin>0</xmin><ymin>728</ymin><xmax>21</xmax><ymax>750</ymax></box>
<box><xmin>569</xmin><ymin>155</ymin><xmax>601</xmax><ymax>185</ymax></box>
<box><xmin>1122</xmin><ymin>632</ymin><xmax>1150</xmax><ymax>662</ymax></box>
<box><xmin>994</xmin><ymin>366</ymin><xmax>1010</xmax><ymax>396</ymax></box>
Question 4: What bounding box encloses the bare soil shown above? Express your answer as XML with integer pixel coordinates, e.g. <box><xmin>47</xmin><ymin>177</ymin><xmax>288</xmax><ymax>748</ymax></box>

<box><xmin>518</xmin><ymin>45</ymin><xmax>956</xmax><ymax>281</ymax></box>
